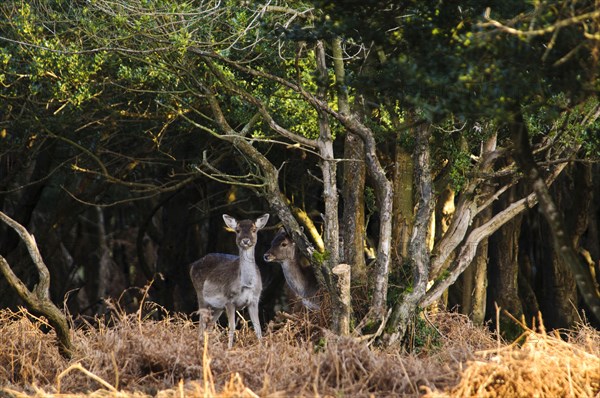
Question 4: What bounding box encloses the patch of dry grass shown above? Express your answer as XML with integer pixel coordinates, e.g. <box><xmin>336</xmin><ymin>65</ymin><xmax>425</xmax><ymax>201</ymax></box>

<box><xmin>423</xmin><ymin>316</ymin><xmax>600</xmax><ymax>398</ymax></box>
<box><xmin>0</xmin><ymin>306</ymin><xmax>598</xmax><ymax>397</ymax></box>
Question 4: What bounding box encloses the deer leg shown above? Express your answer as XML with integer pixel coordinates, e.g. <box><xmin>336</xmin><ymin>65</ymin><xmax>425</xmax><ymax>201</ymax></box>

<box><xmin>195</xmin><ymin>292</ymin><xmax>211</xmax><ymax>338</ymax></box>
<box><xmin>303</xmin><ymin>298</ymin><xmax>320</xmax><ymax>311</ymax></box>
<box><xmin>248</xmin><ymin>301</ymin><xmax>262</xmax><ymax>340</ymax></box>
<box><xmin>210</xmin><ymin>309</ymin><xmax>223</xmax><ymax>327</ymax></box>
<box><xmin>198</xmin><ymin>307</ymin><xmax>222</xmax><ymax>341</ymax></box>
<box><xmin>197</xmin><ymin>307</ymin><xmax>211</xmax><ymax>337</ymax></box>
<box><xmin>225</xmin><ymin>303</ymin><xmax>236</xmax><ymax>349</ymax></box>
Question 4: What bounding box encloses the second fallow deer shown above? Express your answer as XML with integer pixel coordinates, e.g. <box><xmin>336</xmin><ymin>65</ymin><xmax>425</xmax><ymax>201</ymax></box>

<box><xmin>264</xmin><ymin>227</ymin><xmax>320</xmax><ymax>310</ymax></box>
<box><xmin>190</xmin><ymin>213</ymin><xmax>269</xmax><ymax>348</ymax></box>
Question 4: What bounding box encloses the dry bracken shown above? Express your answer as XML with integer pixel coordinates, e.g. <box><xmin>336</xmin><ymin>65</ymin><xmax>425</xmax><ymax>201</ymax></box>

<box><xmin>1</xmin><ymin>307</ymin><xmax>598</xmax><ymax>397</ymax></box>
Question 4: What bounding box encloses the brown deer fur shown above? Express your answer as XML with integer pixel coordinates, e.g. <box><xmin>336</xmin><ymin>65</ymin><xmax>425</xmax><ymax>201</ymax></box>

<box><xmin>264</xmin><ymin>228</ymin><xmax>320</xmax><ymax>310</ymax></box>
<box><xmin>190</xmin><ymin>213</ymin><xmax>269</xmax><ymax>348</ymax></box>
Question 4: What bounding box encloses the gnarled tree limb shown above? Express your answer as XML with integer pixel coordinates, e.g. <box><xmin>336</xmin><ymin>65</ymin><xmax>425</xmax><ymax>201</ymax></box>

<box><xmin>0</xmin><ymin>211</ymin><xmax>73</xmax><ymax>358</ymax></box>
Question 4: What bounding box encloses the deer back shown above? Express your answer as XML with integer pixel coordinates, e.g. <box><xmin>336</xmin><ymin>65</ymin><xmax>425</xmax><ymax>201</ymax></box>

<box><xmin>190</xmin><ymin>253</ymin><xmax>239</xmax><ymax>292</ymax></box>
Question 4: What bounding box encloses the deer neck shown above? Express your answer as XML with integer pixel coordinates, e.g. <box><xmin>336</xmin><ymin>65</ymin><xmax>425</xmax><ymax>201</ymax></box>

<box><xmin>238</xmin><ymin>247</ymin><xmax>258</xmax><ymax>287</ymax></box>
<box><xmin>281</xmin><ymin>256</ymin><xmax>310</xmax><ymax>297</ymax></box>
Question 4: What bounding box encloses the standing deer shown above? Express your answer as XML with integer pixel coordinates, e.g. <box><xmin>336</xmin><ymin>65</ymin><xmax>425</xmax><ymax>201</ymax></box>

<box><xmin>190</xmin><ymin>213</ymin><xmax>269</xmax><ymax>348</ymax></box>
<box><xmin>264</xmin><ymin>227</ymin><xmax>320</xmax><ymax>310</ymax></box>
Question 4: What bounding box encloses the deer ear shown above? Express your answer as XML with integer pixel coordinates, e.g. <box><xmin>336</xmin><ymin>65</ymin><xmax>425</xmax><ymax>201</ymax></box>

<box><xmin>222</xmin><ymin>214</ymin><xmax>237</xmax><ymax>230</ymax></box>
<box><xmin>255</xmin><ymin>213</ymin><xmax>270</xmax><ymax>230</ymax></box>
<box><xmin>277</xmin><ymin>226</ymin><xmax>286</xmax><ymax>235</ymax></box>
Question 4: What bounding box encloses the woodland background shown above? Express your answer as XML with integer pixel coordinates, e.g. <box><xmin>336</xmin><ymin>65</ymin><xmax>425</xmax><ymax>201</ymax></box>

<box><xmin>1</xmin><ymin>0</ymin><xmax>600</xmax><ymax>354</ymax></box>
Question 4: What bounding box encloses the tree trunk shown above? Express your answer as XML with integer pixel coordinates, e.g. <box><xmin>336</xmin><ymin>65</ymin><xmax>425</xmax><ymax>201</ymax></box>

<box><xmin>430</xmin><ymin>189</ymin><xmax>478</xmax><ymax>280</ymax></box>
<box><xmin>510</xmin><ymin>109</ymin><xmax>600</xmax><ymax>324</ymax></box>
<box><xmin>518</xmin><ymin>247</ymin><xmax>540</xmax><ymax>321</ymax></box>
<box><xmin>536</xmin><ymin>163</ymin><xmax>592</xmax><ymax>329</ymax></box>
<box><xmin>341</xmin><ymin>132</ymin><xmax>367</xmax><ymax>284</ymax></box>
<box><xmin>582</xmin><ymin>165</ymin><xmax>600</xmax><ymax>304</ymax></box>
<box><xmin>315</xmin><ymin>40</ymin><xmax>343</xmax><ymax>333</ymax></box>
<box><xmin>469</xmin><ymin>242</ymin><xmax>489</xmax><ymax>324</ymax></box>
<box><xmin>461</xmin><ymin>215</ymin><xmax>490</xmax><ymax>325</ymax></box>
<box><xmin>333</xmin><ymin>263</ymin><xmax>351</xmax><ymax>335</ymax></box>
<box><xmin>384</xmin><ymin>123</ymin><xmax>433</xmax><ymax>344</ymax></box>
<box><xmin>421</xmin><ymin>159</ymin><xmax>568</xmax><ymax>308</ymax></box>
<box><xmin>359</xmin><ymin>123</ymin><xmax>393</xmax><ymax>318</ymax></box>
<box><xmin>334</xmin><ymin>37</ymin><xmax>368</xmax><ymax>309</ymax></box>
<box><xmin>328</xmin><ymin>40</ymin><xmax>394</xmax><ymax>321</ymax></box>
<box><xmin>584</xmin><ymin>164</ymin><xmax>600</xmax><ymax>265</ymax></box>
<box><xmin>392</xmin><ymin>144</ymin><xmax>415</xmax><ymax>269</ymax></box>
<box><xmin>487</xmin><ymin>186</ymin><xmax>525</xmax><ymax>337</ymax></box>
<box><xmin>460</xmin><ymin>133</ymin><xmax>497</xmax><ymax>324</ymax></box>
<box><xmin>95</xmin><ymin>207</ymin><xmax>128</xmax><ymax>313</ymax></box>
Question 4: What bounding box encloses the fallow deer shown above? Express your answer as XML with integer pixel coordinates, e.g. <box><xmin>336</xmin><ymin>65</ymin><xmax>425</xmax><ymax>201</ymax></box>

<box><xmin>264</xmin><ymin>227</ymin><xmax>320</xmax><ymax>310</ymax></box>
<box><xmin>189</xmin><ymin>213</ymin><xmax>269</xmax><ymax>348</ymax></box>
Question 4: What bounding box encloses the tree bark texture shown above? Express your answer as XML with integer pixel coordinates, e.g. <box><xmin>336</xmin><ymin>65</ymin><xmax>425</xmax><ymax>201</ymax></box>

<box><xmin>356</xmin><ymin>121</ymin><xmax>393</xmax><ymax>318</ymax></box>
<box><xmin>510</xmin><ymin>110</ymin><xmax>600</xmax><ymax>324</ymax></box>
<box><xmin>342</xmin><ymin>132</ymin><xmax>367</xmax><ymax>284</ymax></box>
<box><xmin>384</xmin><ymin>123</ymin><xmax>433</xmax><ymax>344</ymax></box>
<box><xmin>487</xmin><ymin>187</ymin><xmax>525</xmax><ymax>333</ymax></box>
<box><xmin>460</xmin><ymin>213</ymin><xmax>490</xmax><ymax>325</ymax></box>
<box><xmin>460</xmin><ymin>134</ymin><xmax>497</xmax><ymax>324</ymax></box>
<box><xmin>332</xmin><ymin>263</ymin><xmax>351</xmax><ymax>335</ymax></box>
<box><xmin>430</xmin><ymin>189</ymin><xmax>478</xmax><ymax>280</ymax></box>
<box><xmin>315</xmin><ymin>40</ymin><xmax>343</xmax><ymax>333</ymax></box>
<box><xmin>0</xmin><ymin>211</ymin><xmax>73</xmax><ymax>358</ymax></box>
<box><xmin>530</xmin><ymin>164</ymin><xmax>593</xmax><ymax>329</ymax></box>
<box><xmin>392</xmin><ymin>145</ymin><xmax>415</xmax><ymax>268</ymax></box>
<box><xmin>421</xmin><ymin>157</ymin><xmax>569</xmax><ymax>308</ymax></box>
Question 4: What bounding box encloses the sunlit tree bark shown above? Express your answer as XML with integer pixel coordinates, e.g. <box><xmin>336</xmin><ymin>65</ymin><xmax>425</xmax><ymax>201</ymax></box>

<box><xmin>0</xmin><ymin>211</ymin><xmax>73</xmax><ymax>358</ymax></box>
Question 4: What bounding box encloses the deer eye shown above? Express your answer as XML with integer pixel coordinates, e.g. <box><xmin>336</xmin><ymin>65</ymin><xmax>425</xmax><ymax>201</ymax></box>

<box><xmin>281</xmin><ymin>242</ymin><xmax>288</xmax><ymax>247</ymax></box>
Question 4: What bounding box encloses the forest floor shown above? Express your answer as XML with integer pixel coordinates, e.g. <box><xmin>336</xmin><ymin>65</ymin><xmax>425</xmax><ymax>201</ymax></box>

<box><xmin>0</xmin><ymin>304</ymin><xmax>599</xmax><ymax>398</ymax></box>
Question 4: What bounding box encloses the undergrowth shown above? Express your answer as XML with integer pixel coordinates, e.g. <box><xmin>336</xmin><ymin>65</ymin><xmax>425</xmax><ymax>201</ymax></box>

<box><xmin>0</xmin><ymin>304</ymin><xmax>598</xmax><ymax>398</ymax></box>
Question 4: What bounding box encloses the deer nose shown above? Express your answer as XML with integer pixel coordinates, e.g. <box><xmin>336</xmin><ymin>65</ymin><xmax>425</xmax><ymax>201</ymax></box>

<box><xmin>263</xmin><ymin>253</ymin><xmax>272</xmax><ymax>261</ymax></box>
<box><xmin>241</xmin><ymin>238</ymin><xmax>251</xmax><ymax>246</ymax></box>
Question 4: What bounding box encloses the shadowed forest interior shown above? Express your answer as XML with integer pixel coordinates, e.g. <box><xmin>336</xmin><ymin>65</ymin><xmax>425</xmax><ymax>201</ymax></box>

<box><xmin>1</xmin><ymin>1</ymin><xmax>600</xmax><ymax>396</ymax></box>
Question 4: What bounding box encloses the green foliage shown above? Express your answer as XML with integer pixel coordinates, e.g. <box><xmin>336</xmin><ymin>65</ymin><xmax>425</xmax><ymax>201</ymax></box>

<box><xmin>524</xmin><ymin>95</ymin><xmax>600</xmax><ymax>160</ymax></box>
<box><xmin>582</xmin><ymin>126</ymin><xmax>600</xmax><ymax>158</ymax></box>
<box><xmin>435</xmin><ymin>269</ymin><xmax>451</xmax><ymax>283</ymax></box>
<box><xmin>312</xmin><ymin>249</ymin><xmax>330</xmax><ymax>265</ymax></box>
<box><xmin>364</xmin><ymin>186</ymin><xmax>377</xmax><ymax>218</ymax></box>
<box><xmin>447</xmin><ymin>150</ymin><xmax>472</xmax><ymax>191</ymax></box>
<box><xmin>361</xmin><ymin>318</ymin><xmax>382</xmax><ymax>336</ymax></box>
<box><xmin>314</xmin><ymin>336</ymin><xmax>327</xmax><ymax>352</ymax></box>
<box><xmin>1</xmin><ymin>0</ymin><xmax>599</xmax><ymax>349</ymax></box>
<box><xmin>2</xmin><ymin>3</ymin><xmax>106</xmax><ymax>109</ymax></box>
<box><xmin>313</xmin><ymin>0</ymin><xmax>599</xmax><ymax>127</ymax></box>
<box><xmin>408</xmin><ymin>314</ymin><xmax>443</xmax><ymax>353</ymax></box>
<box><xmin>265</xmin><ymin>86</ymin><xmax>321</xmax><ymax>139</ymax></box>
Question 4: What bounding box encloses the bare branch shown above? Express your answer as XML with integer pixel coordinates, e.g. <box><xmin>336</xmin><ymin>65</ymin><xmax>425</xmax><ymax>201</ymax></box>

<box><xmin>422</xmin><ymin>148</ymin><xmax>576</xmax><ymax>308</ymax></box>
<box><xmin>482</xmin><ymin>7</ymin><xmax>600</xmax><ymax>37</ymax></box>
<box><xmin>0</xmin><ymin>211</ymin><xmax>73</xmax><ymax>357</ymax></box>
